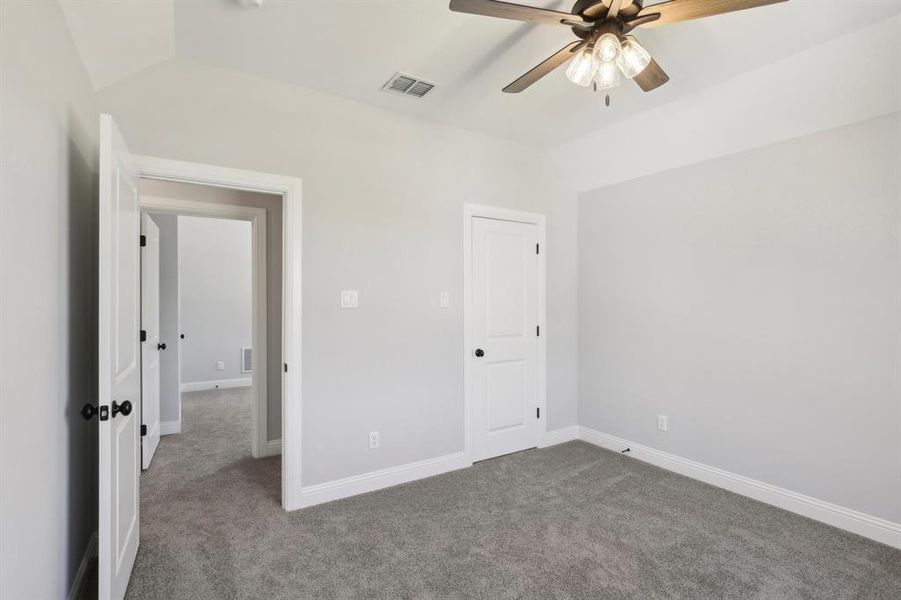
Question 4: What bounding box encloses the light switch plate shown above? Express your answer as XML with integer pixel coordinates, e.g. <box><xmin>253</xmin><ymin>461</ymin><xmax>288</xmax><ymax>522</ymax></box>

<box><xmin>216</xmin><ymin>361</ymin><xmax>224</xmax><ymax>371</ymax></box>
<box><xmin>439</xmin><ymin>291</ymin><xmax>450</xmax><ymax>308</ymax></box>
<box><xmin>340</xmin><ymin>290</ymin><xmax>358</xmax><ymax>309</ymax></box>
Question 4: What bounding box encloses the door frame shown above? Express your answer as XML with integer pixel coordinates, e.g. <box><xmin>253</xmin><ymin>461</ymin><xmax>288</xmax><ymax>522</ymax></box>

<box><xmin>462</xmin><ymin>203</ymin><xmax>547</xmax><ymax>465</ymax></box>
<box><xmin>134</xmin><ymin>155</ymin><xmax>304</xmax><ymax>511</ymax></box>
<box><xmin>139</xmin><ymin>198</ymin><xmax>271</xmax><ymax>459</ymax></box>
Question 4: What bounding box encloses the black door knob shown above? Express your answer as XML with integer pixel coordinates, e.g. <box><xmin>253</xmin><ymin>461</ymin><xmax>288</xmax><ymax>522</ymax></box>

<box><xmin>112</xmin><ymin>400</ymin><xmax>132</xmax><ymax>417</ymax></box>
<box><xmin>81</xmin><ymin>404</ymin><xmax>98</xmax><ymax>420</ymax></box>
<box><xmin>474</xmin><ymin>349</ymin><xmax>484</xmax><ymax>357</ymax></box>
<box><xmin>158</xmin><ymin>342</ymin><xmax>167</xmax><ymax>350</ymax></box>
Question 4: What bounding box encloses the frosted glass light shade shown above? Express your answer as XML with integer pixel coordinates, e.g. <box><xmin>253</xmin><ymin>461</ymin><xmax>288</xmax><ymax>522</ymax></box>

<box><xmin>617</xmin><ymin>35</ymin><xmax>651</xmax><ymax>79</ymax></box>
<box><xmin>593</xmin><ymin>33</ymin><xmax>621</xmax><ymax>63</ymax></box>
<box><xmin>566</xmin><ymin>47</ymin><xmax>598</xmax><ymax>87</ymax></box>
<box><xmin>595</xmin><ymin>60</ymin><xmax>621</xmax><ymax>90</ymax></box>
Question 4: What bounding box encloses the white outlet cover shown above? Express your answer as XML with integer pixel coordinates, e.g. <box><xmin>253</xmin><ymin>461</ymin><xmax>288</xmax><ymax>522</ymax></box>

<box><xmin>657</xmin><ymin>415</ymin><xmax>668</xmax><ymax>432</ymax></box>
<box><xmin>340</xmin><ymin>290</ymin><xmax>359</xmax><ymax>309</ymax></box>
<box><xmin>439</xmin><ymin>291</ymin><xmax>450</xmax><ymax>308</ymax></box>
<box><xmin>216</xmin><ymin>361</ymin><xmax>224</xmax><ymax>371</ymax></box>
<box><xmin>369</xmin><ymin>430</ymin><xmax>380</xmax><ymax>449</ymax></box>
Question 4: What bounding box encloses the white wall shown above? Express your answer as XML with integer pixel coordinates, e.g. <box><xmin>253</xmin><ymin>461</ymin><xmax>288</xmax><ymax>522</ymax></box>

<box><xmin>99</xmin><ymin>59</ymin><xmax>579</xmax><ymax>486</ymax></box>
<box><xmin>578</xmin><ymin>113</ymin><xmax>901</xmax><ymax>524</ymax></box>
<box><xmin>552</xmin><ymin>14</ymin><xmax>901</xmax><ymax>194</ymax></box>
<box><xmin>178</xmin><ymin>216</ymin><xmax>253</xmax><ymax>385</ymax></box>
<box><xmin>146</xmin><ymin>212</ymin><xmax>181</xmax><ymax>426</ymax></box>
<box><xmin>0</xmin><ymin>1</ymin><xmax>99</xmax><ymax>598</ymax></box>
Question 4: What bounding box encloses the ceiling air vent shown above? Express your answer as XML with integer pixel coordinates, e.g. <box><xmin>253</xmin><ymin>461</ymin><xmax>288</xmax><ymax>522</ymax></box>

<box><xmin>381</xmin><ymin>72</ymin><xmax>436</xmax><ymax>99</ymax></box>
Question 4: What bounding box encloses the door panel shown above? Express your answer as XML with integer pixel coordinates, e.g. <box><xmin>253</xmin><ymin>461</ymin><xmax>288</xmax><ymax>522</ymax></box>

<box><xmin>141</xmin><ymin>213</ymin><xmax>161</xmax><ymax>469</ymax></box>
<box><xmin>99</xmin><ymin>114</ymin><xmax>140</xmax><ymax>600</ymax></box>
<box><xmin>472</xmin><ymin>217</ymin><xmax>539</xmax><ymax>461</ymax></box>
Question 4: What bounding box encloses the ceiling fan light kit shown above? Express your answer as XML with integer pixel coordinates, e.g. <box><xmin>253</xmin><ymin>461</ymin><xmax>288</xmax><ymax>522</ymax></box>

<box><xmin>449</xmin><ymin>0</ymin><xmax>788</xmax><ymax>97</ymax></box>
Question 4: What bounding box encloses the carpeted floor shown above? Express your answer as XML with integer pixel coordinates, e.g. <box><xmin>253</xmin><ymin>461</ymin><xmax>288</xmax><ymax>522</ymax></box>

<box><xmin>123</xmin><ymin>388</ymin><xmax>901</xmax><ymax>599</ymax></box>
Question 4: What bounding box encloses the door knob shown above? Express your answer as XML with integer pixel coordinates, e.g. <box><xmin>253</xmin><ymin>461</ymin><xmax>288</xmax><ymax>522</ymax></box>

<box><xmin>112</xmin><ymin>400</ymin><xmax>132</xmax><ymax>418</ymax></box>
<box><xmin>474</xmin><ymin>349</ymin><xmax>484</xmax><ymax>357</ymax></box>
<box><xmin>158</xmin><ymin>342</ymin><xmax>167</xmax><ymax>350</ymax></box>
<box><xmin>81</xmin><ymin>404</ymin><xmax>98</xmax><ymax>420</ymax></box>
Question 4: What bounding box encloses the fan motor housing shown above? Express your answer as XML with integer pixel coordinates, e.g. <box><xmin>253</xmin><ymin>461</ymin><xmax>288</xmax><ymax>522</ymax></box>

<box><xmin>570</xmin><ymin>0</ymin><xmax>643</xmax><ymax>39</ymax></box>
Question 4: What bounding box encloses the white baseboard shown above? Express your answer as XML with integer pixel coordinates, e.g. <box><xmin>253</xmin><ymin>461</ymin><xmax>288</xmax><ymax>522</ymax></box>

<box><xmin>257</xmin><ymin>438</ymin><xmax>282</xmax><ymax>457</ymax></box>
<box><xmin>578</xmin><ymin>426</ymin><xmax>901</xmax><ymax>549</ymax></box>
<box><xmin>67</xmin><ymin>531</ymin><xmax>97</xmax><ymax>600</ymax></box>
<box><xmin>539</xmin><ymin>425</ymin><xmax>580</xmax><ymax>448</ymax></box>
<box><xmin>297</xmin><ymin>452</ymin><xmax>470</xmax><ymax>509</ymax></box>
<box><xmin>180</xmin><ymin>377</ymin><xmax>251</xmax><ymax>392</ymax></box>
<box><xmin>159</xmin><ymin>419</ymin><xmax>181</xmax><ymax>435</ymax></box>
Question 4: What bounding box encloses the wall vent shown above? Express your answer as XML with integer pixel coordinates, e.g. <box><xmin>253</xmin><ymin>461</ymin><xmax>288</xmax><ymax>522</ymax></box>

<box><xmin>381</xmin><ymin>72</ymin><xmax>436</xmax><ymax>98</ymax></box>
<box><xmin>241</xmin><ymin>346</ymin><xmax>252</xmax><ymax>373</ymax></box>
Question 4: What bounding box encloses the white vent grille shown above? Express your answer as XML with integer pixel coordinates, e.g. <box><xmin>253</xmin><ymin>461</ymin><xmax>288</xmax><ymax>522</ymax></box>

<box><xmin>381</xmin><ymin>72</ymin><xmax>436</xmax><ymax>98</ymax></box>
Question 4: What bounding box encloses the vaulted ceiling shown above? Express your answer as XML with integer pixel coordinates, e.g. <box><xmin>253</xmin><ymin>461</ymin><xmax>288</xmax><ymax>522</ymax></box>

<box><xmin>61</xmin><ymin>0</ymin><xmax>901</xmax><ymax>147</ymax></box>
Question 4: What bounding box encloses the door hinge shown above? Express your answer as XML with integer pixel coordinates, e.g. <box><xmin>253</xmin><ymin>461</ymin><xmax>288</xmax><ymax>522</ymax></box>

<box><xmin>536</xmin><ymin>325</ymin><xmax>540</xmax><ymax>336</ymax></box>
<box><xmin>141</xmin><ymin>424</ymin><xmax>147</xmax><ymax>436</ymax></box>
<box><xmin>140</xmin><ymin>234</ymin><xmax>146</xmax><ymax>247</ymax></box>
<box><xmin>536</xmin><ymin>243</ymin><xmax>539</xmax><ymax>255</ymax></box>
<box><xmin>140</xmin><ymin>330</ymin><xmax>147</xmax><ymax>342</ymax></box>
<box><xmin>536</xmin><ymin>407</ymin><xmax>540</xmax><ymax>419</ymax></box>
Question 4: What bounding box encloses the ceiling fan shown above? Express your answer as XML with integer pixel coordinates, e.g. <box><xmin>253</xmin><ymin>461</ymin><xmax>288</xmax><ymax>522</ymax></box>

<box><xmin>449</xmin><ymin>0</ymin><xmax>787</xmax><ymax>95</ymax></box>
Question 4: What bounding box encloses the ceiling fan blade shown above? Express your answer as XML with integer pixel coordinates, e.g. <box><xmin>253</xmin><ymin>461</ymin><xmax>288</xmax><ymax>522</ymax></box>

<box><xmin>632</xmin><ymin>58</ymin><xmax>669</xmax><ymax>91</ymax></box>
<box><xmin>636</xmin><ymin>0</ymin><xmax>787</xmax><ymax>28</ymax></box>
<box><xmin>582</xmin><ymin>1</ymin><xmax>643</xmax><ymax>19</ymax></box>
<box><xmin>449</xmin><ymin>0</ymin><xmax>587</xmax><ymax>27</ymax></box>
<box><xmin>503</xmin><ymin>41</ymin><xmax>587</xmax><ymax>93</ymax></box>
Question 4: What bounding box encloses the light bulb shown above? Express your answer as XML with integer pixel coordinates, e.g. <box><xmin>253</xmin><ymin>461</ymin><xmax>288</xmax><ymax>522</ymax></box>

<box><xmin>593</xmin><ymin>33</ymin><xmax>621</xmax><ymax>63</ymax></box>
<box><xmin>566</xmin><ymin>47</ymin><xmax>598</xmax><ymax>87</ymax></box>
<box><xmin>617</xmin><ymin>35</ymin><xmax>651</xmax><ymax>79</ymax></box>
<box><xmin>595</xmin><ymin>59</ymin><xmax>621</xmax><ymax>90</ymax></box>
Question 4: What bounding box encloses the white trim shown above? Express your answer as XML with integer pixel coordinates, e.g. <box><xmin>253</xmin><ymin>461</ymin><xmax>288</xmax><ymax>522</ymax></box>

<box><xmin>179</xmin><ymin>377</ymin><xmax>252</xmax><ymax>392</ymax></box>
<box><xmin>538</xmin><ymin>425</ymin><xmax>580</xmax><ymax>448</ymax></box>
<box><xmin>462</xmin><ymin>203</ymin><xmax>547</xmax><ymax>465</ymax></box>
<box><xmin>67</xmin><ymin>532</ymin><xmax>97</xmax><ymax>600</ymax></box>
<box><xmin>259</xmin><ymin>438</ymin><xmax>282</xmax><ymax>457</ymax></box>
<box><xmin>135</xmin><ymin>155</ymin><xmax>303</xmax><ymax>511</ymax></box>
<box><xmin>578</xmin><ymin>426</ymin><xmax>901</xmax><ymax>550</ymax></box>
<box><xmin>297</xmin><ymin>452</ymin><xmax>469</xmax><ymax>509</ymax></box>
<box><xmin>159</xmin><ymin>419</ymin><xmax>181</xmax><ymax>435</ymax></box>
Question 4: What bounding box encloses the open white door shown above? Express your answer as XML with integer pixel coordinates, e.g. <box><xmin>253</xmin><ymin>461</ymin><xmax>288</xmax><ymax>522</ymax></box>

<box><xmin>141</xmin><ymin>213</ymin><xmax>161</xmax><ymax>469</ymax></box>
<box><xmin>471</xmin><ymin>216</ymin><xmax>540</xmax><ymax>461</ymax></box>
<box><xmin>98</xmin><ymin>114</ymin><xmax>140</xmax><ymax>600</ymax></box>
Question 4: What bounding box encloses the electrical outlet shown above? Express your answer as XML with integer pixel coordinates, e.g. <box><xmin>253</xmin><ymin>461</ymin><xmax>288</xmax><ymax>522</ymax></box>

<box><xmin>657</xmin><ymin>414</ymin><xmax>668</xmax><ymax>432</ymax></box>
<box><xmin>439</xmin><ymin>291</ymin><xmax>450</xmax><ymax>308</ymax></box>
<box><xmin>369</xmin><ymin>431</ymin><xmax>380</xmax><ymax>449</ymax></box>
<box><xmin>216</xmin><ymin>361</ymin><xmax>224</xmax><ymax>371</ymax></box>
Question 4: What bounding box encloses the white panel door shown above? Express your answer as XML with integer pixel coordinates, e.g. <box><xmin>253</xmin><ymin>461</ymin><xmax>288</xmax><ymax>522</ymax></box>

<box><xmin>141</xmin><ymin>213</ymin><xmax>161</xmax><ymax>469</ymax></box>
<box><xmin>98</xmin><ymin>114</ymin><xmax>140</xmax><ymax>600</ymax></box>
<box><xmin>472</xmin><ymin>217</ymin><xmax>539</xmax><ymax>461</ymax></box>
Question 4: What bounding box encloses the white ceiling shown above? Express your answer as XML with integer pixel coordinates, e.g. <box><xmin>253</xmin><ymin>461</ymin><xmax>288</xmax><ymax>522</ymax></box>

<box><xmin>66</xmin><ymin>0</ymin><xmax>901</xmax><ymax>147</ymax></box>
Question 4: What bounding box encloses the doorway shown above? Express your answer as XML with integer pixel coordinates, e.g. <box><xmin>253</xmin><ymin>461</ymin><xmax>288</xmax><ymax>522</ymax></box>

<box><xmin>96</xmin><ymin>113</ymin><xmax>303</xmax><ymax>600</ymax></box>
<box><xmin>139</xmin><ymin>187</ymin><xmax>276</xmax><ymax>462</ymax></box>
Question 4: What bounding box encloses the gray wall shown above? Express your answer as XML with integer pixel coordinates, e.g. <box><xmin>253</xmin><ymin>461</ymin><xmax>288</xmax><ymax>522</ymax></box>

<box><xmin>146</xmin><ymin>213</ymin><xmax>181</xmax><ymax>425</ymax></box>
<box><xmin>100</xmin><ymin>60</ymin><xmax>579</xmax><ymax>485</ymax></box>
<box><xmin>142</xmin><ymin>180</ymin><xmax>284</xmax><ymax>442</ymax></box>
<box><xmin>178</xmin><ymin>216</ymin><xmax>253</xmax><ymax>384</ymax></box>
<box><xmin>0</xmin><ymin>1</ymin><xmax>99</xmax><ymax>598</ymax></box>
<box><xmin>578</xmin><ymin>113</ymin><xmax>901</xmax><ymax>523</ymax></box>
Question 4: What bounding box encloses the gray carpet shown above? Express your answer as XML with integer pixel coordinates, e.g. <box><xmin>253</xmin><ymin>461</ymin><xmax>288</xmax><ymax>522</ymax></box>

<box><xmin>124</xmin><ymin>388</ymin><xmax>901</xmax><ymax>599</ymax></box>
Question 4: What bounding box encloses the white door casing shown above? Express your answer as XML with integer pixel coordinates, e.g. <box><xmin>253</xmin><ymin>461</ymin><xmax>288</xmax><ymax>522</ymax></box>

<box><xmin>140</xmin><ymin>213</ymin><xmax>161</xmax><ymax>469</ymax></box>
<box><xmin>471</xmin><ymin>216</ymin><xmax>540</xmax><ymax>461</ymax></box>
<box><xmin>98</xmin><ymin>114</ymin><xmax>141</xmax><ymax>600</ymax></box>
